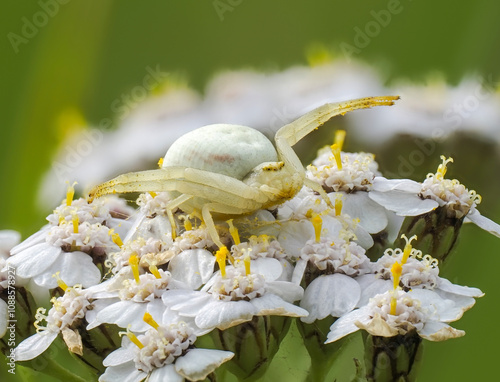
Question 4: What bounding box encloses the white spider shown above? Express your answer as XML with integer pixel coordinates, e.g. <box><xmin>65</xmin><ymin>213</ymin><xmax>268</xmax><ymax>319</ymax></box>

<box><xmin>88</xmin><ymin>96</ymin><xmax>399</xmax><ymax>249</ymax></box>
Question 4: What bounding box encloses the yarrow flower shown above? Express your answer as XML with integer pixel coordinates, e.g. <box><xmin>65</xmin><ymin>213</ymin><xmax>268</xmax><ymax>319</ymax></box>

<box><xmin>15</xmin><ymin>278</ymin><xmax>92</xmax><ymax>360</ymax></box>
<box><xmin>100</xmin><ymin>316</ymin><xmax>234</xmax><ymax>382</ymax></box>
<box><xmin>369</xmin><ymin>155</ymin><xmax>500</xmax><ymax>237</ymax></box>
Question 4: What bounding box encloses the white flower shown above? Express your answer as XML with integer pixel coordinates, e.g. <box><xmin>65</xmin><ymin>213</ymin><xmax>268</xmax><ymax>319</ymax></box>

<box><xmin>163</xmin><ymin>264</ymin><xmax>307</xmax><ymax>331</ymax></box>
<box><xmin>289</xmin><ymin>218</ymin><xmax>372</xmax><ymax>323</ymax></box>
<box><xmin>15</xmin><ymin>283</ymin><xmax>92</xmax><ymax>360</ymax></box>
<box><xmin>368</xmin><ymin>156</ymin><xmax>500</xmax><ymax>237</ymax></box>
<box><xmin>357</xmin><ymin>236</ymin><xmax>483</xmax><ymax>314</ymax></box>
<box><xmin>4</xmin><ymin>192</ymin><xmax>132</xmax><ymax>291</ymax></box>
<box><xmin>100</xmin><ymin>321</ymin><xmax>234</xmax><ymax>382</ymax></box>
<box><xmin>326</xmin><ymin>289</ymin><xmax>466</xmax><ymax>344</ymax></box>
<box><xmin>89</xmin><ymin>267</ymin><xmax>181</xmax><ymax>332</ymax></box>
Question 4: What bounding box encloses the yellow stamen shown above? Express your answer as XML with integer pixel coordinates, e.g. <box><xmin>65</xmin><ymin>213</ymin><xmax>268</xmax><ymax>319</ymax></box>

<box><xmin>391</xmin><ymin>261</ymin><xmax>402</xmax><ymax>291</ymax></box>
<box><xmin>149</xmin><ymin>263</ymin><xmax>162</xmax><ymax>279</ymax></box>
<box><xmin>143</xmin><ymin>312</ymin><xmax>159</xmax><ymax>330</ymax></box>
<box><xmin>401</xmin><ymin>234</ymin><xmax>417</xmax><ymax>264</ymax></box>
<box><xmin>183</xmin><ymin>216</ymin><xmax>193</xmax><ymax>231</ymax></box>
<box><xmin>149</xmin><ymin>191</ymin><xmax>157</xmax><ymax>198</ymax></box>
<box><xmin>66</xmin><ymin>181</ymin><xmax>77</xmax><ymax>206</ymax></box>
<box><xmin>52</xmin><ymin>272</ymin><xmax>69</xmax><ymax>292</ymax></box>
<box><xmin>129</xmin><ymin>254</ymin><xmax>140</xmax><ymax>283</ymax></box>
<box><xmin>330</xmin><ymin>143</ymin><xmax>343</xmax><ymax>170</ymax></box>
<box><xmin>243</xmin><ymin>248</ymin><xmax>252</xmax><ymax>276</ymax></box>
<box><xmin>227</xmin><ymin>219</ymin><xmax>240</xmax><ymax>245</ymax></box>
<box><xmin>334</xmin><ymin>130</ymin><xmax>346</xmax><ymax>151</ymax></box>
<box><xmin>109</xmin><ymin>229</ymin><xmax>123</xmax><ymax>248</ymax></box>
<box><xmin>157</xmin><ymin>157</ymin><xmax>164</xmax><ymax>168</ymax></box>
<box><xmin>216</xmin><ymin>246</ymin><xmax>229</xmax><ymax>278</ymax></box>
<box><xmin>71</xmin><ymin>212</ymin><xmax>79</xmax><ymax>234</ymax></box>
<box><xmin>436</xmin><ymin>155</ymin><xmax>454</xmax><ymax>180</ymax></box>
<box><xmin>334</xmin><ymin>193</ymin><xmax>343</xmax><ymax>216</ymax></box>
<box><xmin>119</xmin><ymin>327</ymin><xmax>144</xmax><ymax>349</ymax></box>
<box><xmin>311</xmin><ymin>214</ymin><xmax>323</xmax><ymax>243</ymax></box>
<box><xmin>390</xmin><ymin>293</ymin><xmax>398</xmax><ymax>316</ymax></box>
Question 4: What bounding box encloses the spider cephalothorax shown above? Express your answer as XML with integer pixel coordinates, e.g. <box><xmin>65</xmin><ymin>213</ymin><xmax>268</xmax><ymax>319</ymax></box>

<box><xmin>88</xmin><ymin>96</ymin><xmax>399</xmax><ymax>248</ymax></box>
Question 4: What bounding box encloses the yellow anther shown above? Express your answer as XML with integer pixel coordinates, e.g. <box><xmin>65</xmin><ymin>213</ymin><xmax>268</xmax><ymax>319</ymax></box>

<box><xmin>330</xmin><ymin>143</ymin><xmax>343</xmax><ymax>170</ymax></box>
<box><xmin>52</xmin><ymin>272</ymin><xmax>69</xmax><ymax>292</ymax></box>
<box><xmin>149</xmin><ymin>263</ymin><xmax>161</xmax><ymax>279</ymax></box>
<box><xmin>184</xmin><ymin>217</ymin><xmax>192</xmax><ymax>231</ymax></box>
<box><xmin>66</xmin><ymin>181</ymin><xmax>77</xmax><ymax>206</ymax></box>
<box><xmin>71</xmin><ymin>212</ymin><xmax>79</xmax><ymax>234</ymax></box>
<box><xmin>334</xmin><ymin>193</ymin><xmax>343</xmax><ymax>216</ymax></box>
<box><xmin>119</xmin><ymin>327</ymin><xmax>144</xmax><ymax>349</ymax></box>
<box><xmin>129</xmin><ymin>254</ymin><xmax>140</xmax><ymax>283</ymax></box>
<box><xmin>143</xmin><ymin>312</ymin><xmax>159</xmax><ymax>330</ymax></box>
<box><xmin>149</xmin><ymin>191</ymin><xmax>157</xmax><ymax>198</ymax></box>
<box><xmin>227</xmin><ymin>219</ymin><xmax>240</xmax><ymax>246</ymax></box>
<box><xmin>109</xmin><ymin>229</ymin><xmax>123</xmax><ymax>248</ymax></box>
<box><xmin>215</xmin><ymin>246</ymin><xmax>229</xmax><ymax>278</ymax></box>
<box><xmin>311</xmin><ymin>214</ymin><xmax>323</xmax><ymax>243</ymax></box>
<box><xmin>436</xmin><ymin>155</ymin><xmax>454</xmax><ymax>180</ymax></box>
<box><xmin>391</xmin><ymin>261</ymin><xmax>402</xmax><ymax>291</ymax></box>
<box><xmin>401</xmin><ymin>234</ymin><xmax>417</xmax><ymax>264</ymax></box>
<box><xmin>58</xmin><ymin>215</ymin><xmax>65</xmax><ymax>225</ymax></box>
<box><xmin>157</xmin><ymin>157</ymin><xmax>164</xmax><ymax>168</ymax></box>
<box><xmin>390</xmin><ymin>293</ymin><xmax>398</xmax><ymax>316</ymax></box>
<box><xmin>243</xmin><ymin>248</ymin><xmax>252</xmax><ymax>276</ymax></box>
<box><xmin>334</xmin><ymin>130</ymin><xmax>346</xmax><ymax>151</ymax></box>
<box><xmin>259</xmin><ymin>234</ymin><xmax>270</xmax><ymax>246</ymax></box>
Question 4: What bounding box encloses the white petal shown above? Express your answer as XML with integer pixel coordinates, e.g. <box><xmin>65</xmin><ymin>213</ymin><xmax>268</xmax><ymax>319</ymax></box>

<box><xmin>325</xmin><ymin>307</ymin><xmax>370</xmax><ymax>343</ymax></box>
<box><xmin>10</xmin><ymin>228</ymin><xmax>48</xmax><ymax>255</ymax></box>
<box><xmin>466</xmin><ymin>209</ymin><xmax>500</xmax><ymax>238</ymax></box>
<box><xmin>291</xmin><ymin>259</ymin><xmax>307</xmax><ymax>285</ymax></box>
<box><xmin>372</xmin><ymin>177</ymin><xmax>422</xmax><ymax>193</ymax></box>
<box><xmin>249</xmin><ymin>258</ymin><xmax>283</xmax><ymax>282</ymax></box>
<box><xmin>99</xmin><ymin>362</ymin><xmax>145</xmax><ymax>382</ymax></box>
<box><xmin>437</xmin><ymin>277</ymin><xmax>484</xmax><ymax>297</ymax></box>
<box><xmin>357</xmin><ymin>276</ymin><xmax>392</xmax><ymax>307</ymax></box>
<box><xmin>301</xmin><ymin>274</ymin><xmax>360</xmax><ymax>323</ymax></box>
<box><xmin>149</xmin><ymin>365</ymin><xmax>183</xmax><ymax>382</ymax></box>
<box><xmin>369</xmin><ymin>190</ymin><xmax>438</xmax><ymax>216</ymax></box>
<box><xmin>103</xmin><ymin>347</ymin><xmax>135</xmax><ymax>367</ymax></box>
<box><xmin>33</xmin><ymin>251</ymin><xmax>101</xmax><ymax>288</ymax></box>
<box><xmin>265</xmin><ymin>280</ymin><xmax>304</xmax><ymax>302</ymax></box>
<box><xmin>278</xmin><ymin>220</ymin><xmax>314</xmax><ymax>258</ymax></box>
<box><xmin>252</xmin><ymin>294</ymin><xmax>308</xmax><ymax>317</ymax></box>
<box><xmin>97</xmin><ymin>300</ymin><xmax>149</xmax><ymax>332</ymax></box>
<box><xmin>408</xmin><ymin>289</ymin><xmax>471</xmax><ymax>323</ymax></box>
<box><xmin>341</xmin><ymin>192</ymin><xmax>388</xmax><ymax>234</ymax></box>
<box><xmin>175</xmin><ymin>348</ymin><xmax>234</xmax><ymax>381</ymax></box>
<box><xmin>164</xmin><ymin>290</ymin><xmax>211</xmax><ymax>317</ymax></box>
<box><xmin>15</xmin><ymin>331</ymin><xmax>58</xmax><ymax>361</ymax></box>
<box><xmin>8</xmin><ymin>244</ymin><xmax>60</xmax><ymax>278</ymax></box>
<box><xmin>196</xmin><ymin>300</ymin><xmax>255</xmax><ymax>330</ymax></box>
<box><xmin>168</xmin><ymin>249</ymin><xmax>215</xmax><ymax>289</ymax></box>
<box><xmin>418</xmin><ymin>321</ymin><xmax>465</xmax><ymax>341</ymax></box>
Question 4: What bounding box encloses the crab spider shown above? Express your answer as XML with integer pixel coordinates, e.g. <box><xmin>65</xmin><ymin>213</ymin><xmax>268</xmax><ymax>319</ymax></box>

<box><xmin>88</xmin><ymin>96</ymin><xmax>399</xmax><ymax>248</ymax></box>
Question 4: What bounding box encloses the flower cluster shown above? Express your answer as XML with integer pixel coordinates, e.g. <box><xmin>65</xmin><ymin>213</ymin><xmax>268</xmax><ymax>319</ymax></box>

<box><xmin>4</xmin><ymin>130</ymin><xmax>498</xmax><ymax>381</ymax></box>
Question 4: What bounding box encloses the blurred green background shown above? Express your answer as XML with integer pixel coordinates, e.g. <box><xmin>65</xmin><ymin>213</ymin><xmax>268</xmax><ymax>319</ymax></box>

<box><xmin>1</xmin><ymin>1</ymin><xmax>500</xmax><ymax>381</ymax></box>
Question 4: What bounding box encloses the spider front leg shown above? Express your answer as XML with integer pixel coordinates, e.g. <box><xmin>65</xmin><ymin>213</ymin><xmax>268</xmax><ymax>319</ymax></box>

<box><xmin>275</xmin><ymin>96</ymin><xmax>400</xmax><ymax>174</ymax></box>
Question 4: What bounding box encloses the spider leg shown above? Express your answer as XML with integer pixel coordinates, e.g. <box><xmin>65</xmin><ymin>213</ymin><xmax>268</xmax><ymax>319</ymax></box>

<box><xmin>275</xmin><ymin>96</ymin><xmax>399</xmax><ymax>174</ymax></box>
<box><xmin>165</xmin><ymin>194</ymin><xmax>194</xmax><ymax>240</ymax></box>
<box><xmin>303</xmin><ymin>178</ymin><xmax>334</xmax><ymax>209</ymax></box>
<box><xmin>202</xmin><ymin>202</ymin><xmax>249</xmax><ymax>248</ymax></box>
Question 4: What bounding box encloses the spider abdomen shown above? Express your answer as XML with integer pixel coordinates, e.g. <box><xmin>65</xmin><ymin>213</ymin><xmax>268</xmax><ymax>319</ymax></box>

<box><xmin>162</xmin><ymin>124</ymin><xmax>278</xmax><ymax>180</ymax></box>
